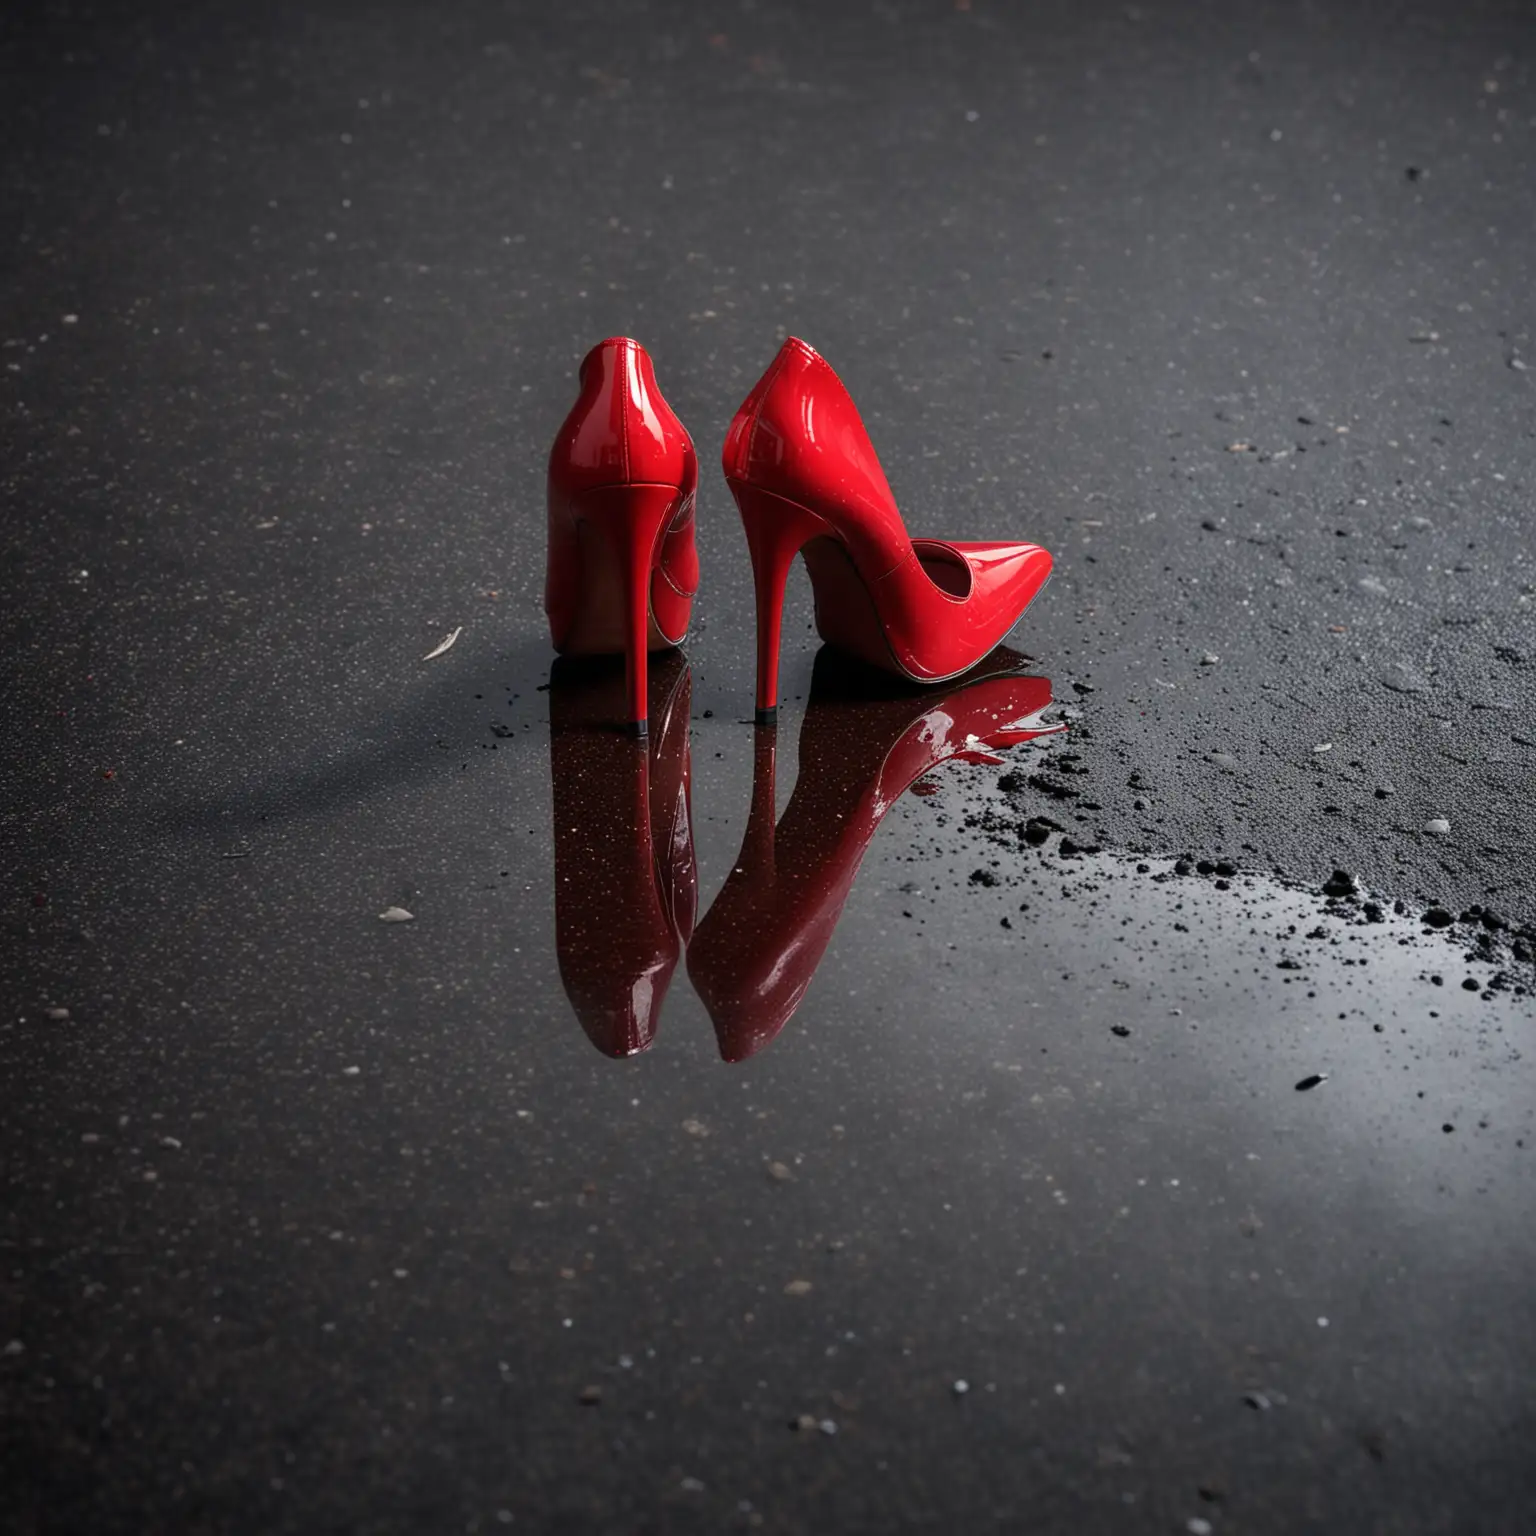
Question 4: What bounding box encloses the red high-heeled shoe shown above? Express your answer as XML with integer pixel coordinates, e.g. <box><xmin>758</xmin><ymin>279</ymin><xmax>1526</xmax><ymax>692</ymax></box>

<box><xmin>549</xmin><ymin>651</ymin><xmax>697</xmax><ymax>1057</ymax></box>
<box><xmin>686</xmin><ymin>646</ymin><xmax>1062</xmax><ymax>1062</ymax></box>
<box><xmin>546</xmin><ymin>337</ymin><xmax>699</xmax><ymax>735</ymax></box>
<box><xmin>723</xmin><ymin>337</ymin><xmax>1054</xmax><ymax>723</ymax></box>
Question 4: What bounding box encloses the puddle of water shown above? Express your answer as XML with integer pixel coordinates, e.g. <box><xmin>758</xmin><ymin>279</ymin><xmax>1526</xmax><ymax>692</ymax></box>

<box><xmin>9</xmin><ymin>638</ymin><xmax>1534</xmax><ymax>1531</ymax></box>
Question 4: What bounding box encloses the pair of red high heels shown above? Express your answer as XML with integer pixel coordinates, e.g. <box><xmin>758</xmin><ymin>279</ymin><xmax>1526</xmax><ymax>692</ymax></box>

<box><xmin>547</xmin><ymin>336</ymin><xmax>1054</xmax><ymax>731</ymax></box>
<box><xmin>550</xmin><ymin>646</ymin><xmax>1062</xmax><ymax>1061</ymax></box>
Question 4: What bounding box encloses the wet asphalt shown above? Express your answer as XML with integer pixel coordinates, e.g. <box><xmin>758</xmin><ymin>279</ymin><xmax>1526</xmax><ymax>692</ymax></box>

<box><xmin>2</xmin><ymin>2</ymin><xmax>1533</xmax><ymax>1532</ymax></box>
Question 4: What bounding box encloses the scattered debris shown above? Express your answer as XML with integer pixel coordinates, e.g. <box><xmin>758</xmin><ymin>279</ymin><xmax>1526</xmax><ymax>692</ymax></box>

<box><xmin>1423</xmin><ymin>818</ymin><xmax>1451</xmax><ymax>836</ymax></box>
<box><xmin>1295</xmin><ymin>1073</ymin><xmax>1329</xmax><ymax>1092</ymax></box>
<box><xmin>1111</xmin><ymin>1024</ymin><xmax>1131</xmax><ymax>1038</ymax></box>
<box><xmin>421</xmin><ymin>627</ymin><xmax>463</xmax><ymax>661</ymax></box>
<box><xmin>578</xmin><ymin>1385</ymin><xmax>602</xmax><ymax>1406</ymax></box>
<box><xmin>952</xmin><ymin>1379</ymin><xmax>970</xmax><ymax>1395</ymax></box>
<box><xmin>43</xmin><ymin>1006</ymin><xmax>70</xmax><ymax>1021</ymax></box>
<box><xmin>784</xmin><ymin>1279</ymin><xmax>813</xmax><ymax>1296</ymax></box>
<box><xmin>378</xmin><ymin>906</ymin><xmax>415</xmax><ymax>923</ymax></box>
<box><xmin>767</xmin><ymin>1161</ymin><xmax>793</xmax><ymax>1182</ymax></box>
<box><xmin>681</xmin><ymin>1118</ymin><xmax>709</xmax><ymax>1138</ymax></box>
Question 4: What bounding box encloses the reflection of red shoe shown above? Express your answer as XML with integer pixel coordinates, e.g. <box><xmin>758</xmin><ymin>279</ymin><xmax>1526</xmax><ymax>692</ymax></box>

<box><xmin>687</xmin><ymin>646</ymin><xmax>1062</xmax><ymax>1062</ymax></box>
<box><xmin>548</xmin><ymin>651</ymin><xmax>696</xmax><ymax>1057</ymax></box>
<box><xmin>546</xmin><ymin>338</ymin><xmax>699</xmax><ymax>735</ymax></box>
<box><xmin>723</xmin><ymin>337</ymin><xmax>1054</xmax><ymax>723</ymax></box>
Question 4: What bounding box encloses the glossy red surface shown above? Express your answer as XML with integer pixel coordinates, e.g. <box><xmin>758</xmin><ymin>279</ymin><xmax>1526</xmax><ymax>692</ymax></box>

<box><xmin>687</xmin><ymin>646</ymin><xmax>1062</xmax><ymax>1061</ymax></box>
<box><xmin>546</xmin><ymin>338</ymin><xmax>698</xmax><ymax>728</ymax></box>
<box><xmin>723</xmin><ymin>337</ymin><xmax>1054</xmax><ymax>712</ymax></box>
<box><xmin>548</xmin><ymin>652</ymin><xmax>697</xmax><ymax>1056</ymax></box>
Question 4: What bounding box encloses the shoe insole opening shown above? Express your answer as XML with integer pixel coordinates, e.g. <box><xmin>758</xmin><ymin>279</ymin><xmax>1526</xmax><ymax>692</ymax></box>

<box><xmin>915</xmin><ymin>544</ymin><xmax>972</xmax><ymax>598</ymax></box>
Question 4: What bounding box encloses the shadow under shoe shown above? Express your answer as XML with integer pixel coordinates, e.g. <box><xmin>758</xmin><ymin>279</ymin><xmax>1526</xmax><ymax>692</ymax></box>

<box><xmin>686</xmin><ymin>645</ymin><xmax>1062</xmax><ymax>1063</ymax></box>
<box><xmin>548</xmin><ymin>650</ymin><xmax>697</xmax><ymax>1057</ymax></box>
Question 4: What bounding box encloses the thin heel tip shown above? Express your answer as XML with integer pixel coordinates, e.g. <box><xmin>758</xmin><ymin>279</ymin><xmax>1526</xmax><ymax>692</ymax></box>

<box><xmin>628</xmin><ymin>719</ymin><xmax>649</xmax><ymax>738</ymax></box>
<box><xmin>754</xmin><ymin>706</ymin><xmax>778</xmax><ymax>728</ymax></box>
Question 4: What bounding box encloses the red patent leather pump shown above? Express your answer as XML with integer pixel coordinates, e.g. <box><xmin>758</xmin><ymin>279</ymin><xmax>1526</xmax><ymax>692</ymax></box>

<box><xmin>723</xmin><ymin>337</ymin><xmax>1054</xmax><ymax>724</ymax></box>
<box><xmin>546</xmin><ymin>337</ymin><xmax>699</xmax><ymax>735</ymax></box>
<box><xmin>686</xmin><ymin>646</ymin><xmax>1062</xmax><ymax>1062</ymax></box>
<box><xmin>548</xmin><ymin>651</ymin><xmax>697</xmax><ymax>1057</ymax></box>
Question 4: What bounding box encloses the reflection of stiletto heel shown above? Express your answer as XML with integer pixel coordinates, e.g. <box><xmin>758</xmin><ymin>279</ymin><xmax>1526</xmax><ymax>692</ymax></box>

<box><xmin>548</xmin><ymin>652</ymin><xmax>696</xmax><ymax>1056</ymax></box>
<box><xmin>687</xmin><ymin>646</ymin><xmax>1062</xmax><ymax>1061</ymax></box>
<box><xmin>724</xmin><ymin>336</ymin><xmax>1053</xmax><ymax>724</ymax></box>
<box><xmin>547</xmin><ymin>338</ymin><xmax>699</xmax><ymax>736</ymax></box>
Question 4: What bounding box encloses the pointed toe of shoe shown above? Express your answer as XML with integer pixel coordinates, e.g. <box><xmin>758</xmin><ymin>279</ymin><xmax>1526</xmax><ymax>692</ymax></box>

<box><xmin>950</xmin><ymin>539</ymin><xmax>1053</xmax><ymax>644</ymax></box>
<box><xmin>953</xmin><ymin>540</ymin><xmax>1052</xmax><ymax>602</ymax></box>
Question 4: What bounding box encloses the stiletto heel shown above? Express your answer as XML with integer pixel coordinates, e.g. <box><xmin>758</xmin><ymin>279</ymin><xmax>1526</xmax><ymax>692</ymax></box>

<box><xmin>731</xmin><ymin>481</ymin><xmax>833</xmax><ymax>725</ymax></box>
<box><xmin>567</xmin><ymin>482</ymin><xmax>689</xmax><ymax>736</ymax></box>
<box><xmin>723</xmin><ymin>337</ymin><xmax>1053</xmax><ymax>714</ymax></box>
<box><xmin>547</xmin><ymin>338</ymin><xmax>699</xmax><ymax>732</ymax></box>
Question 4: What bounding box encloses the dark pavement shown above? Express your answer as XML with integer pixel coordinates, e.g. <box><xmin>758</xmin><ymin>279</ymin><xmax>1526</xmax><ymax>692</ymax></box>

<box><xmin>3</xmin><ymin>2</ymin><xmax>1533</xmax><ymax>1531</ymax></box>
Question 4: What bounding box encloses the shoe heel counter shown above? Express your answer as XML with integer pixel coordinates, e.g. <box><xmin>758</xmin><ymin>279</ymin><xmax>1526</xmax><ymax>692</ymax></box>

<box><xmin>722</xmin><ymin>339</ymin><xmax>803</xmax><ymax>484</ymax></box>
<box><xmin>550</xmin><ymin>339</ymin><xmax>632</xmax><ymax>491</ymax></box>
<box><xmin>722</xmin><ymin>395</ymin><xmax>757</xmax><ymax>482</ymax></box>
<box><xmin>551</xmin><ymin>339</ymin><xmax>691</xmax><ymax>495</ymax></box>
<box><xmin>623</xmin><ymin>342</ymin><xmax>695</xmax><ymax>490</ymax></box>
